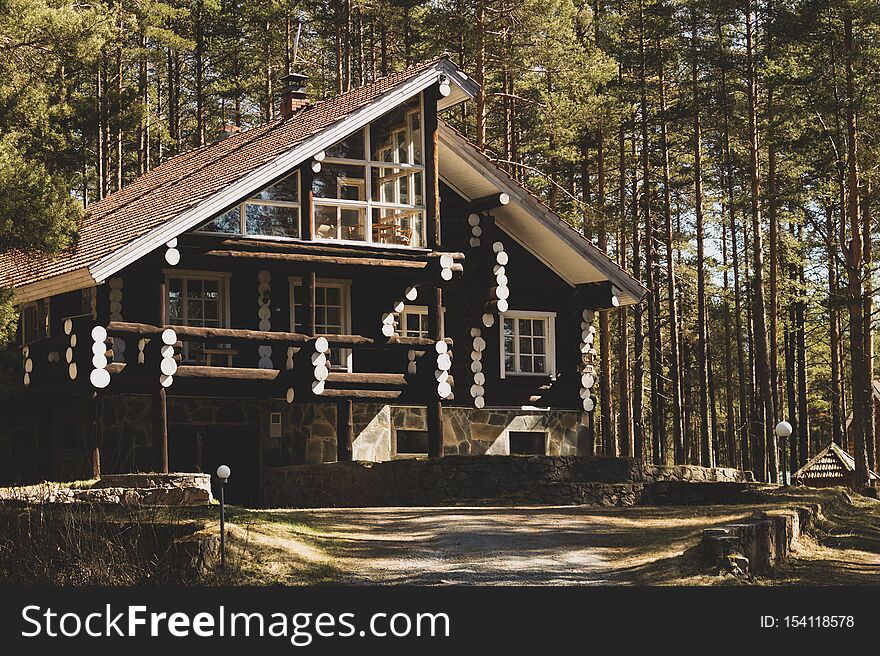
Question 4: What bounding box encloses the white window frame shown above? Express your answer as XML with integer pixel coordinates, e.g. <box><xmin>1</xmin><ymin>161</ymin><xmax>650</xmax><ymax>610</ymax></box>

<box><xmin>314</xmin><ymin>93</ymin><xmax>427</xmax><ymax>248</ymax></box>
<box><xmin>499</xmin><ymin>310</ymin><xmax>557</xmax><ymax>380</ymax></box>
<box><xmin>196</xmin><ymin>170</ymin><xmax>301</xmax><ymax>240</ymax></box>
<box><xmin>164</xmin><ymin>270</ymin><xmax>232</xmax><ymax>328</ymax></box>
<box><xmin>289</xmin><ymin>277</ymin><xmax>353</xmax><ymax>372</ymax></box>
<box><xmin>399</xmin><ymin>304</ymin><xmax>445</xmax><ymax>339</ymax></box>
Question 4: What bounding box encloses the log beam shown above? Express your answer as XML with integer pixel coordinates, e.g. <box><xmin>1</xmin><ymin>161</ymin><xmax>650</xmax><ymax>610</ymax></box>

<box><xmin>425</xmin><ymin>82</ymin><xmax>441</xmax><ymax>249</ymax></box>
<box><xmin>206</xmin><ymin>250</ymin><xmax>430</xmax><ymax>269</ymax></box>
<box><xmin>106</xmin><ymin>322</ymin><xmax>449</xmax><ymax>350</ymax></box>
<box><xmin>152</xmin><ymin>387</ymin><xmax>169</xmax><ymax>474</ymax></box>
<box><xmin>427</xmin><ymin>284</ymin><xmax>444</xmax><ymax>458</ymax></box>
<box><xmin>336</xmin><ymin>399</ymin><xmax>354</xmax><ymax>462</ymax></box>
<box><xmin>576</xmin><ymin>281</ymin><xmax>621</xmax><ymax>310</ymax></box>
<box><xmin>464</xmin><ymin>193</ymin><xmax>510</xmax><ymax>214</ymax></box>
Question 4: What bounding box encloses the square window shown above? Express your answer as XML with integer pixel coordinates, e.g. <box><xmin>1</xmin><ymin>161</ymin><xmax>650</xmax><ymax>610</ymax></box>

<box><xmin>501</xmin><ymin>314</ymin><xmax>555</xmax><ymax>378</ymax></box>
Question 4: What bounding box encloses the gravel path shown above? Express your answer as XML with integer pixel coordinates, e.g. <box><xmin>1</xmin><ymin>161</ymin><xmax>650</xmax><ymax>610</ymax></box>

<box><xmin>266</xmin><ymin>505</ymin><xmax>763</xmax><ymax>585</ymax></box>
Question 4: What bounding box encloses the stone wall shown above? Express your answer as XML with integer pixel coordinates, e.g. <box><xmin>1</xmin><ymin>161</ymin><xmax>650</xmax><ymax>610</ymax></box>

<box><xmin>0</xmin><ymin>472</ymin><xmax>213</xmax><ymax>506</ymax></box>
<box><xmin>261</xmin><ymin>455</ymin><xmax>755</xmax><ymax>508</ymax></box>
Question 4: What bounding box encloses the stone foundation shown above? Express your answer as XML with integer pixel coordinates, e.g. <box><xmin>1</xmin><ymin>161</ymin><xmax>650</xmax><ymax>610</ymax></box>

<box><xmin>261</xmin><ymin>455</ymin><xmax>755</xmax><ymax>508</ymax></box>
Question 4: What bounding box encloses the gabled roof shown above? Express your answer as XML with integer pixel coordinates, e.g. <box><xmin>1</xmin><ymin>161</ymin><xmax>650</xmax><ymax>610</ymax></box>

<box><xmin>3</xmin><ymin>56</ymin><xmax>477</xmax><ymax>301</ymax></box>
<box><xmin>792</xmin><ymin>442</ymin><xmax>880</xmax><ymax>482</ymax></box>
<box><xmin>1</xmin><ymin>54</ymin><xmax>644</xmax><ymax>306</ymax></box>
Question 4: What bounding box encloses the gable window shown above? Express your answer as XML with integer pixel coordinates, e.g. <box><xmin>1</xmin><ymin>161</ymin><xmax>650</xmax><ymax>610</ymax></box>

<box><xmin>500</xmin><ymin>311</ymin><xmax>556</xmax><ymax>378</ymax></box>
<box><xmin>166</xmin><ymin>271</ymin><xmax>231</xmax><ymax>363</ymax></box>
<box><xmin>20</xmin><ymin>299</ymin><xmax>49</xmax><ymax>345</ymax></box>
<box><xmin>314</xmin><ymin>94</ymin><xmax>426</xmax><ymax>248</ymax></box>
<box><xmin>200</xmin><ymin>171</ymin><xmax>300</xmax><ymax>238</ymax></box>
<box><xmin>290</xmin><ymin>278</ymin><xmax>352</xmax><ymax>371</ymax></box>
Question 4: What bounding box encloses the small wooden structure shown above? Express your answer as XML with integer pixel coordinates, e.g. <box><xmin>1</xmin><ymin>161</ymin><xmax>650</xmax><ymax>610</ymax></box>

<box><xmin>792</xmin><ymin>442</ymin><xmax>879</xmax><ymax>489</ymax></box>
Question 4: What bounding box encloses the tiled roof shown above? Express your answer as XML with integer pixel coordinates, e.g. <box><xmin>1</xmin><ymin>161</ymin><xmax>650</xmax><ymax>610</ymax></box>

<box><xmin>793</xmin><ymin>442</ymin><xmax>880</xmax><ymax>481</ymax></box>
<box><xmin>0</xmin><ymin>56</ymin><xmax>449</xmax><ymax>291</ymax></box>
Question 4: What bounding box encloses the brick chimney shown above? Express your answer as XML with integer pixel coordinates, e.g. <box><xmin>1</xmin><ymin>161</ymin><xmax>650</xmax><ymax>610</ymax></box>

<box><xmin>279</xmin><ymin>72</ymin><xmax>309</xmax><ymax>118</ymax></box>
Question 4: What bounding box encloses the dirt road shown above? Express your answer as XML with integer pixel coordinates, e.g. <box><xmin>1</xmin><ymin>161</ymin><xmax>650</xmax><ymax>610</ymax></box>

<box><xmin>234</xmin><ymin>505</ymin><xmax>771</xmax><ymax>585</ymax></box>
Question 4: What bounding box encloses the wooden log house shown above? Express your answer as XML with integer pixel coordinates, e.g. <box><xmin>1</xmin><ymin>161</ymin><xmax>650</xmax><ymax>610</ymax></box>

<box><xmin>0</xmin><ymin>56</ymin><xmax>645</xmax><ymax>503</ymax></box>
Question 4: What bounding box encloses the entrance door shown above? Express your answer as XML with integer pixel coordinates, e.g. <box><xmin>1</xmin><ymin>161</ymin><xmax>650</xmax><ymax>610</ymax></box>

<box><xmin>169</xmin><ymin>424</ymin><xmax>260</xmax><ymax>506</ymax></box>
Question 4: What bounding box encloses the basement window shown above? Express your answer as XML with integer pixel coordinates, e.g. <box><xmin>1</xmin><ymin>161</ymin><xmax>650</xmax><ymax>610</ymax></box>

<box><xmin>509</xmin><ymin>431</ymin><xmax>547</xmax><ymax>456</ymax></box>
<box><xmin>394</xmin><ymin>430</ymin><xmax>428</xmax><ymax>457</ymax></box>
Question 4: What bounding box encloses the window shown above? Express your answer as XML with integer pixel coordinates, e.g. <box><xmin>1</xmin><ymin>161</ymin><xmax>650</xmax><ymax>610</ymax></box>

<box><xmin>166</xmin><ymin>271</ymin><xmax>231</xmax><ymax>363</ymax></box>
<box><xmin>290</xmin><ymin>278</ymin><xmax>352</xmax><ymax>371</ymax></box>
<box><xmin>20</xmin><ymin>299</ymin><xmax>49</xmax><ymax>345</ymax></box>
<box><xmin>509</xmin><ymin>431</ymin><xmax>547</xmax><ymax>455</ymax></box>
<box><xmin>500</xmin><ymin>311</ymin><xmax>556</xmax><ymax>378</ymax></box>
<box><xmin>399</xmin><ymin>305</ymin><xmax>445</xmax><ymax>339</ymax></box>
<box><xmin>313</xmin><ymin>94</ymin><xmax>426</xmax><ymax>248</ymax></box>
<box><xmin>394</xmin><ymin>429</ymin><xmax>428</xmax><ymax>457</ymax></box>
<box><xmin>200</xmin><ymin>171</ymin><xmax>300</xmax><ymax>238</ymax></box>
<box><xmin>400</xmin><ymin>306</ymin><xmax>428</xmax><ymax>338</ymax></box>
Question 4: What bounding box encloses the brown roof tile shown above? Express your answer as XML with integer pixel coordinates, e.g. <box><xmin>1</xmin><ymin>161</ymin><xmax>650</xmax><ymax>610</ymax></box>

<box><xmin>0</xmin><ymin>56</ymin><xmax>448</xmax><ymax>292</ymax></box>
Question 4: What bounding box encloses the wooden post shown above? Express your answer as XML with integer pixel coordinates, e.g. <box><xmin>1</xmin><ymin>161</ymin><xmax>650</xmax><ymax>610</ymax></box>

<box><xmin>88</xmin><ymin>391</ymin><xmax>102</xmax><ymax>479</ymax></box>
<box><xmin>153</xmin><ymin>271</ymin><xmax>169</xmax><ymax>473</ymax></box>
<box><xmin>300</xmin><ymin>162</ymin><xmax>314</xmax><ymax>241</ymax></box>
<box><xmin>302</xmin><ymin>271</ymin><xmax>316</xmax><ymax>337</ymax></box>
<box><xmin>152</xmin><ymin>387</ymin><xmax>169</xmax><ymax>473</ymax></box>
<box><xmin>424</xmin><ymin>84</ymin><xmax>441</xmax><ymax>249</ymax></box>
<box><xmin>427</xmin><ymin>284</ymin><xmax>444</xmax><ymax>457</ymax></box>
<box><xmin>40</xmin><ymin>399</ymin><xmax>53</xmax><ymax>481</ymax></box>
<box><xmin>336</xmin><ymin>399</ymin><xmax>354</xmax><ymax>462</ymax></box>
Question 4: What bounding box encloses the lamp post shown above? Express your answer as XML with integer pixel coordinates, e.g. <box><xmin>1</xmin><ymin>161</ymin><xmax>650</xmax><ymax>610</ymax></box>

<box><xmin>216</xmin><ymin>464</ymin><xmax>231</xmax><ymax>569</ymax></box>
<box><xmin>775</xmin><ymin>421</ymin><xmax>793</xmax><ymax>486</ymax></box>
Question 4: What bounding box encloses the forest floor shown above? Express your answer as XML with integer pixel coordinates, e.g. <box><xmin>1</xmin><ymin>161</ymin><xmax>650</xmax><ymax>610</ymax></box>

<box><xmin>213</xmin><ymin>488</ymin><xmax>880</xmax><ymax>585</ymax></box>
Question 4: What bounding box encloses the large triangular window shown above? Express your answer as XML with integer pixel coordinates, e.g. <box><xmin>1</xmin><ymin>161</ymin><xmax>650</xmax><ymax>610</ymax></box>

<box><xmin>313</xmin><ymin>93</ymin><xmax>426</xmax><ymax>247</ymax></box>
<box><xmin>199</xmin><ymin>170</ymin><xmax>301</xmax><ymax>238</ymax></box>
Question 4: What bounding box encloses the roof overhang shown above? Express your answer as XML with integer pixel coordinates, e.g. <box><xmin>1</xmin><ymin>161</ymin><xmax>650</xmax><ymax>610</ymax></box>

<box><xmin>14</xmin><ymin>268</ymin><xmax>96</xmax><ymax>304</ymax></box>
<box><xmin>437</xmin><ymin>122</ymin><xmax>646</xmax><ymax>306</ymax></box>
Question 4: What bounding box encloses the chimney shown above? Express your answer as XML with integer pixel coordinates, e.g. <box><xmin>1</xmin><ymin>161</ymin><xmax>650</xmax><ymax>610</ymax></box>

<box><xmin>280</xmin><ymin>72</ymin><xmax>309</xmax><ymax>119</ymax></box>
<box><xmin>219</xmin><ymin>123</ymin><xmax>242</xmax><ymax>140</ymax></box>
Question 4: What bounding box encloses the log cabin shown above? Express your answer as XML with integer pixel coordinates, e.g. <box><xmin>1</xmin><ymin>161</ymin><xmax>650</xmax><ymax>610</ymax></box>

<box><xmin>0</xmin><ymin>56</ymin><xmax>645</xmax><ymax>504</ymax></box>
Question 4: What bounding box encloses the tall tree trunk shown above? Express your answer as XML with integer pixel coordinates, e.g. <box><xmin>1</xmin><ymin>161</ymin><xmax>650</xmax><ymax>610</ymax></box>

<box><xmin>719</xmin><ymin>18</ymin><xmax>749</xmax><ymax>472</ymax></box>
<box><xmin>596</xmin><ymin>133</ymin><xmax>615</xmax><ymax>457</ymax></box>
<box><xmin>722</xmin><ymin>221</ymin><xmax>738</xmax><ymax>467</ymax></box>
<box><xmin>639</xmin><ymin>0</ymin><xmax>664</xmax><ymax>463</ymax></box>
<box><xmin>96</xmin><ymin>60</ymin><xmax>105</xmax><ymax>200</ymax></box>
<box><xmin>863</xmin><ymin>181</ymin><xmax>875</xmax><ymax>471</ymax></box>
<box><xmin>658</xmin><ymin>39</ymin><xmax>684</xmax><ymax>465</ymax></box>
<box><xmin>827</xmin><ymin>201</ymin><xmax>844</xmax><ymax>446</ymax></box>
<box><xmin>475</xmin><ymin>0</ymin><xmax>487</xmax><ymax>150</ymax></box>
<box><xmin>618</xmin><ymin>105</ymin><xmax>632</xmax><ymax>457</ymax></box>
<box><xmin>138</xmin><ymin>34</ymin><xmax>149</xmax><ymax>176</ymax></box>
<box><xmin>692</xmin><ymin>9</ymin><xmax>712</xmax><ymax>467</ymax></box>
<box><xmin>796</xmin><ymin>220</ymin><xmax>810</xmax><ymax>468</ymax></box>
<box><xmin>195</xmin><ymin>3</ymin><xmax>206</xmax><ymax>147</ymax></box>
<box><xmin>632</xmin><ymin>122</ymin><xmax>645</xmax><ymax>464</ymax></box>
<box><xmin>843</xmin><ymin>12</ymin><xmax>870</xmax><ymax>486</ymax></box>
<box><xmin>746</xmin><ymin>2</ymin><xmax>776</xmax><ymax>482</ymax></box>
